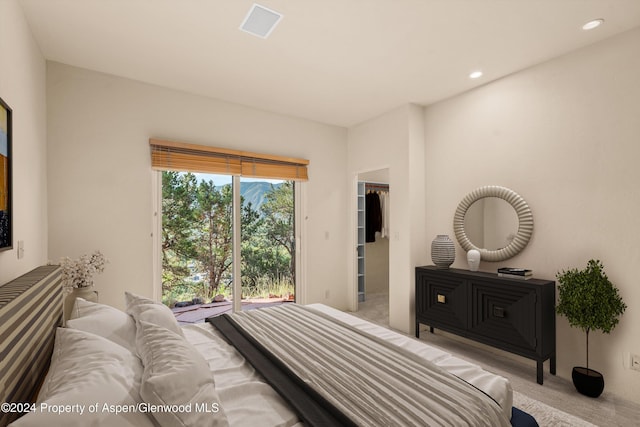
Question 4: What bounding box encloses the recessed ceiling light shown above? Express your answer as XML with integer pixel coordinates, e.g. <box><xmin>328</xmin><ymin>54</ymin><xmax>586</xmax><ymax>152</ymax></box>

<box><xmin>240</xmin><ymin>3</ymin><xmax>283</xmax><ymax>39</ymax></box>
<box><xmin>469</xmin><ymin>70</ymin><xmax>483</xmax><ymax>79</ymax></box>
<box><xmin>582</xmin><ymin>19</ymin><xmax>604</xmax><ymax>31</ymax></box>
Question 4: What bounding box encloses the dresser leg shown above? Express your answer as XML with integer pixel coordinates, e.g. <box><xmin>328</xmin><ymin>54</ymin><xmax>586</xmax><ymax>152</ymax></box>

<box><xmin>550</xmin><ymin>355</ymin><xmax>556</xmax><ymax>375</ymax></box>
<box><xmin>415</xmin><ymin>325</ymin><xmax>435</xmax><ymax>338</ymax></box>
<box><xmin>537</xmin><ymin>361</ymin><xmax>543</xmax><ymax>385</ymax></box>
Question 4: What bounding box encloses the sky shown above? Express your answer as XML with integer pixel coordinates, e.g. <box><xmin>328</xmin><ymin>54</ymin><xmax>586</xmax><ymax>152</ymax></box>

<box><xmin>191</xmin><ymin>173</ymin><xmax>283</xmax><ymax>185</ymax></box>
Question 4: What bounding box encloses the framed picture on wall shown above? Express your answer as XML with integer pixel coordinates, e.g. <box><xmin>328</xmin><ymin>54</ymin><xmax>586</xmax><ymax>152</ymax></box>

<box><xmin>0</xmin><ymin>96</ymin><xmax>12</xmax><ymax>251</ymax></box>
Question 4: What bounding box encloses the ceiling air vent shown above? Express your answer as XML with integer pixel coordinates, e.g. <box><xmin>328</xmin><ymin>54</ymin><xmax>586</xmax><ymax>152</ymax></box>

<box><xmin>240</xmin><ymin>4</ymin><xmax>283</xmax><ymax>39</ymax></box>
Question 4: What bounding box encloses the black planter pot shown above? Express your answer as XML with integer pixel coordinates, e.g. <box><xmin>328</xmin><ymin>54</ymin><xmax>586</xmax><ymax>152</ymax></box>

<box><xmin>572</xmin><ymin>367</ymin><xmax>604</xmax><ymax>398</ymax></box>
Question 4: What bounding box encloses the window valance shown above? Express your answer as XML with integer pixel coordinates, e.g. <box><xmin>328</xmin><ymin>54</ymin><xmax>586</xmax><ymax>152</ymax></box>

<box><xmin>149</xmin><ymin>138</ymin><xmax>308</xmax><ymax>181</ymax></box>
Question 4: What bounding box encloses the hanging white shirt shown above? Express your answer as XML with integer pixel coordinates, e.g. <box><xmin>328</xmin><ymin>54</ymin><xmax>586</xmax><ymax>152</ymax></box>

<box><xmin>379</xmin><ymin>191</ymin><xmax>389</xmax><ymax>239</ymax></box>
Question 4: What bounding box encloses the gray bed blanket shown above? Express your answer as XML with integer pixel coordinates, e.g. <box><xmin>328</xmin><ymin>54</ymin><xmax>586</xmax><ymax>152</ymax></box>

<box><xmin>211</xmin><ymin>304</ymin><xmax>510</xmax><ymax>427</ymax></box>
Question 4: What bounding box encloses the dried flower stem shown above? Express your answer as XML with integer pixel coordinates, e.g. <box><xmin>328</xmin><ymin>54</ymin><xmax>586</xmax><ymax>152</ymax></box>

<box><xmin>61</xmin><ymin>250</ymin><xmax>108</xmax><ymax>290</ymax></box>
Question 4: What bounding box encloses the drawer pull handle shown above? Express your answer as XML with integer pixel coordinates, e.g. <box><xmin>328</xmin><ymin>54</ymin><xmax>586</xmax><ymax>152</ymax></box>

<box><xmin>493</xmin><ymin>306</ymin><xmax>505</xmax><ymax>318</ymax></box>
<box><xmin>437</xmin><ymin>294</ymin><xmax>446</xmax><ymax>304</ymax></box>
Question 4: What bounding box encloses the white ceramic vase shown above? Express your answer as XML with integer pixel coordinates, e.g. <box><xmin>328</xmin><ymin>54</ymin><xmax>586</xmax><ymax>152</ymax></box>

<box><xmin>63</xmin><ymin>285</ymin><xmax>98</xmax><ymax>324</ymax></box>
<box><xmin>467</xmin><ymin>249</ymin><xmax>481</xmax><ymax>271</ymax></box>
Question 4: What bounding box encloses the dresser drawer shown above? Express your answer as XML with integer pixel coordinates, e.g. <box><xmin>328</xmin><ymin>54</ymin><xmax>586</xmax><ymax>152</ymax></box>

<box><xmin>416</xmin><ymin>273</ymin><xmax>467</xmax><ymax>332</ymax></box>
<box><xmin>469</xmin><ymin>280</ymin><xmax>537</xmax><ymax>352</ymax></box>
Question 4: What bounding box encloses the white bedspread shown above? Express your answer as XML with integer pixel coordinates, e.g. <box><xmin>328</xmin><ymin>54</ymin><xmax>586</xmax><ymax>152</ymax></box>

<box><xmin>182</xmin><ymin>323</ymin><xmax>303</xmax><ymax>427</ymax></box>
<box><xmin>182</xmin><ymin>303</ymin><xmax>512</xmax><ymax>426</ymax></box>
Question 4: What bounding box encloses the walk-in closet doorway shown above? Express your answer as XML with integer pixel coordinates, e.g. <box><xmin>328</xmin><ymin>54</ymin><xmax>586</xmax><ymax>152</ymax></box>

<box><xmin>353</xmin><ymin>168</ymin><xmax>390</xmax><ymax>321</ymax></box>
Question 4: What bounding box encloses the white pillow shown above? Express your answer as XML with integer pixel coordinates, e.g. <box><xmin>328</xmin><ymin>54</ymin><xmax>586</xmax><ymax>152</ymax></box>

<box><xmin>66</xmin><ymin>298</ymin><xmax>137</xmax><ymax>353</ymax></box>
<box><xmin>11</xmin><ymin>328</ymin><xmax>154</xmax><ymax>427</ymax></box>
<box><xmin>125</xmin><ymin>291</ymin><xmax>184</xmax><ymax>337</ymax></box>
<box><xmin>124</xmin><ymin>291</ymin><xmax>156</xmax><ymax>308</ymax></box>
<box><xmin>136</xmin><ymin>320</ymin><xmax>228</xmax><ymax>427</ymax></box>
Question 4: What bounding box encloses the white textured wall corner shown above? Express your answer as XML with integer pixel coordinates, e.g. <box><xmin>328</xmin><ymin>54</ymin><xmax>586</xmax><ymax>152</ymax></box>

<box><xmin>0</xmin><ymin>0</ymin><xmax>48</xmax><ymax>284</ymax></box>
<box><xmin>347</xmin><ymin>104</ymin><xmax>427</xmax><ymax>334</ymax></box>
<box><xmin>424</xmin><ymin>28</ymin><xmax>640</xmax><ymax>400</ymax></box>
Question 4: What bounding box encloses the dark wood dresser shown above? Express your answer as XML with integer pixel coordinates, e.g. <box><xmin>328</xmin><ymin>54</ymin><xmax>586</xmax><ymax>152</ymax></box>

<box><xmin>415</xmin><ymin>266</ymin><xmax>556</xmax><ymax>384</ymax></box>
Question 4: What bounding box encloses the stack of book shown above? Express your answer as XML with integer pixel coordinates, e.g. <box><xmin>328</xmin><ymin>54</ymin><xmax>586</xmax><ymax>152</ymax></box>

<box><xmin>497</xmin><ymin>267</ymin><xmax>533</xmax><ymax>280</ymax></box>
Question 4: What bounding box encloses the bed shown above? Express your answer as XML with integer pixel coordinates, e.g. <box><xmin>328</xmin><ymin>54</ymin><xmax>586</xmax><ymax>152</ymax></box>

<box><xmin>1</xmin><ymin>266</ymin><xmax>538</xmax><ymax>427</ymax></box>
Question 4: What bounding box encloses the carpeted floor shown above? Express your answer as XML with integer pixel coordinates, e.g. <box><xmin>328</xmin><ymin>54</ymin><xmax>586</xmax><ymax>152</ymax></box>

<box><xmin>513</xmin><ymin>391</ymin><xmax>596</xmax><ymax>426</ymax></box>
<box><xmin>352</xmin><ymin>292</ymin><xmax>640</xmax><ymax>427</ymax></box>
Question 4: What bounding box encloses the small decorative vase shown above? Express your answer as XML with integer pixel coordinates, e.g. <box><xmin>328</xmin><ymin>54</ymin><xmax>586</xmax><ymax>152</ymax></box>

<box><xmin>63</xmin><ymin>285</ymin><xmax>98</xmax><ymax>324</ymax></box>
<box><xmin>467</xmin><ymin>249</ymin><xmax>481</xmax><ymax>272</ymax></box>
<box><xmin>431</xmin><ymin>235</ymin><xmax>455</xmax><ymax>269</ymax></box>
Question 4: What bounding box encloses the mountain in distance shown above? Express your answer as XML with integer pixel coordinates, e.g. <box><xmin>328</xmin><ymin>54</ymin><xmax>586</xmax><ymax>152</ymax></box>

<box><xmin>240</xmin><ymin>181</ymin><xmax>282</xmax><ymax>211</ymax></box>
<box><xmin>189</xmin><ymin>173</ymin><xmax>281</xmax><ymax>211</ymax></box>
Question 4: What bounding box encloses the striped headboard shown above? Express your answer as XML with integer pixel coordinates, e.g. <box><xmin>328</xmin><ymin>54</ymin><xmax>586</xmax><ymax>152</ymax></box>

<box><xmin>0</xmin><ymin>265</ymin><xmax>62</xmax><ymax>427</ymax></box>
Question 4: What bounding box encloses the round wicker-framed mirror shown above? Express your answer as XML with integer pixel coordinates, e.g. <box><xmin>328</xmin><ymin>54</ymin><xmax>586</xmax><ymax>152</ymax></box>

<box><xmin>453</xmin><ymin>186</ymin><xmax>533</xmax><ymax>262</ymax></box>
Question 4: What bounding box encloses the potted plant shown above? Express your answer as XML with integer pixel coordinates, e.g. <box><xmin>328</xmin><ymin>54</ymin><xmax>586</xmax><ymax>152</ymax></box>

<box><xmin>556</xmin><ymin>259</ymin><xmax>626</xmax><ymax>397</ymax></box>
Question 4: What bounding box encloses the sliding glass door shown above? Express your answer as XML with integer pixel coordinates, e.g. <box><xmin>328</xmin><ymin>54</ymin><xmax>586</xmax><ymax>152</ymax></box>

<box><xmin>160</xmin><ymin>171</ymin><xmax>295</xmax><ymax>315</ymax></box>
<box><xmin>240</xmin><ymin>177</ymin><xmax>296</xmax><ymax>306</ymax></box>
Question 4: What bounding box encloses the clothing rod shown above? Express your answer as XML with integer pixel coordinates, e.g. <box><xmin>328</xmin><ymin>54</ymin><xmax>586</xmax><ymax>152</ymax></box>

<box><xmin>364</xmin><ymin>182</ymin><xmax>389</xmax><ymax>189</ymax></box>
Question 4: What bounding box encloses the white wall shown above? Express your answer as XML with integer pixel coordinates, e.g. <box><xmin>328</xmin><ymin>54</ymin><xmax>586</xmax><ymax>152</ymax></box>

<box><xmin>47</xmin><ymin>62</ymin><xmax>349</xmax><ymax>310</ymax></box>
<box><xmin>0</xmin><ymin>0</ymin><xmax>47</xmax><ymax>284</ymax></box>
<box><xmin>347</xmin><ymin>104</ymin><xmax>427</xmax><ymax>333</ymax></box>
<box><xmin>424</xmin><ymin>28</ymin><xmax>640</xmax><ymax>399</ymax></box>
<box><xmin>365</xmin><ymin>239</ymin><xmax>389</xmax><ymax>294</ymax></box>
